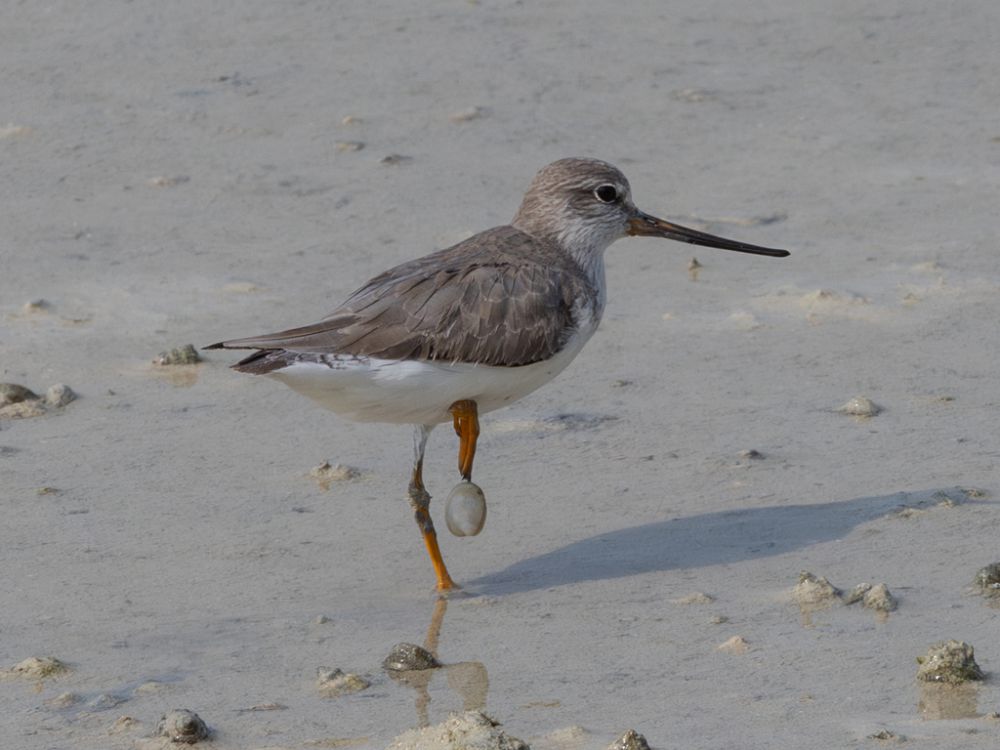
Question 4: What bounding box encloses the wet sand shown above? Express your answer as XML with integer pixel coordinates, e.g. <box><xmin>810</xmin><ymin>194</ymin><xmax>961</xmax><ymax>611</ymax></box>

<box><xmin>2</xmin><ymin>1</ymin><xmax>999</xmax><ymax>748</ymax></box>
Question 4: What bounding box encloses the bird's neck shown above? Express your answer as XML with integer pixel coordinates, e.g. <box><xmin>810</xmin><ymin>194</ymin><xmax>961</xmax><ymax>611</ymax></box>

<box><xmin>570</xmin><ymin>244</ymin><xmax>608</xmax><ymax>319</ymax></box>
<box><xmin>511</xmin><ymin>214</ymin><xmax>612</xmax><ymax>321</ymax></box>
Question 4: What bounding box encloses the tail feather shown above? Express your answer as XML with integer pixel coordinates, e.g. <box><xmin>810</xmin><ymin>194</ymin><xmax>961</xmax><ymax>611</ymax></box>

<box><xmin>203</xmin><ymin>339</ymin><xmax>292</xmax><ymax>375</ymax></box>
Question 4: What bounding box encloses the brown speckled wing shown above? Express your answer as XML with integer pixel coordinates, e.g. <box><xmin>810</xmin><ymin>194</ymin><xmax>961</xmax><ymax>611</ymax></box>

<box><xmin>209</xmin><ymin>226</ymin><xmax>593</xmax><ymax>368</ymax></box>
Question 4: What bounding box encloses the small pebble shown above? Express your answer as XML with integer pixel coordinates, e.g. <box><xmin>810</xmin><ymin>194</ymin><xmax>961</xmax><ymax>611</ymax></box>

<box><xmin>916</xmin><ymin>640</ymin><xmax>984</xmax><ymax>684</ymax></box>
<box><xmin>738</xmin><ymin>449</ymin><xmax>765</xmax><ymax>460</ymax></box>
<box><xmin>155</xmin><ymin>709</ymin><xmax>210</xmax><ymax>744</ymax></box>
<box><xmin>340</xmin><ymin>115</ymin><xmax>362</xmax><ymax>125</ymax></box>
<box><xmin>23</xmin><ymin>299</ymin><xmax>49</xmax><ymax>313</ymax></box>
<box><xmin>607</xmin><ymin>729</ymin><xmax>651</xmax><ymax>750</ymax></box>
<box><xmin>382</xmin><ymin>642</ymin><xmax>439</xmax><ymax>672</ymax></box>
<box><xmin>153</xmin><ymin>345</ymin><xmax>201</xmax><ymax>365</ymax></box>
<box><xmin>317</xmin><ymin>667</ymin><xmax>370</xmax><ymax>697</ymax></box>
<box><xmin>838</xmin><ymin>396</ymin><xmax>881</xmax><ymax>418</ymax></box>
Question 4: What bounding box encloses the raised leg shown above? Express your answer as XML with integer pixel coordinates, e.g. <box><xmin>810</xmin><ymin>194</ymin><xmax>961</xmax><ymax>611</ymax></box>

<box><xmin>408</xmin><ymin>424</ymin><xmax>457</xmax><ymax>591</ymax></box>
<box><xmin>449</xmin><ymin>399</ymin><xmax>480</xmax><ymax>481</ymax></box>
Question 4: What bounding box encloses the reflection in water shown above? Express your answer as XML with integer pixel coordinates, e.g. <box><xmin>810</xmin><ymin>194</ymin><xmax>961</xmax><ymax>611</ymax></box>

<box><xmin>918</xmin><ymin>682</ymin><xmax>980</xmax><ymax>720</ymax></box>
<box><xmin>387</xmin><ymin>597</ymin><xmax>489</xmax><ymax>728</ymax></box>
<box><xmin>151</xmin><ymin>364</ymin><xmax>200</xmax><ymax>387</ymax></box>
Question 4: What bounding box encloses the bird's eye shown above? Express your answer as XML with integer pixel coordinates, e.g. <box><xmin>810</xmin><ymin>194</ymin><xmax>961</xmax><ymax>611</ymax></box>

<box><xmin>594</xmin><ymin>184</ymin><xmax>619</xmax><ymax>203</ymax></box>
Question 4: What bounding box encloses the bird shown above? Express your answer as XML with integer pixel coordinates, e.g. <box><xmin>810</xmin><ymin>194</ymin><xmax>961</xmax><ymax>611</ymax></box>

<box><xmin>206</xmin><ymin>158</ymin><xmax>789</xmax><ymax>591</ymax></box>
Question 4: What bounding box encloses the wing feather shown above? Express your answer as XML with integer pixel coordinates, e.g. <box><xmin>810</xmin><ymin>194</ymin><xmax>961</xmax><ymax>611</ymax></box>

<box><xmin>207</xmin><ymin>226</ymin><xmax>593</xmax><ymax>368</ymax></box>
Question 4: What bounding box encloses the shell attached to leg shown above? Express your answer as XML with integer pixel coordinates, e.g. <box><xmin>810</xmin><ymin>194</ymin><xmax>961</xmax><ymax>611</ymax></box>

<box><xmin>445</xmin><ymin>481</ymin><xmax>487</xmax><ymax>536</ymax></box>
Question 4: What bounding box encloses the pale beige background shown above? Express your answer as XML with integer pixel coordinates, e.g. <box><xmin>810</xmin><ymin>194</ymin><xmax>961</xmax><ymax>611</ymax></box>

<box><xmin>2</xmin><ymin>2</ymin><xmax>999</xmax><ymax>748</ymax></box>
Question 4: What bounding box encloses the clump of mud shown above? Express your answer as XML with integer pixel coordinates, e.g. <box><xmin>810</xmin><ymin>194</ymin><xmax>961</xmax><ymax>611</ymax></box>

<box><xmin>793</xmin><ymin>572</ymin><xmax>898</xmax><ymax>615</ymax></box>
<box><xmin>3</xmin><ymin>656</ymin><xmax>70</xmax><ymax>678</ymax></box>
<box><xmin>607</xmin><ymin>729</ymin><xmax>651</xmax><ymax>750</ymax></box>
<box><xmin>153</xmin><ymin>345</ymin><xmax>201</xmax><ymax>365</ymax></box>
<box><xmin>973</xmin><ymin>562</ymin><xmax>1000</xmax><ymax>597</ymax></box>
<box><xmin>155</xmin><ymin>709</ymin><xmax>210</xmax><ymax>744</ymax></box>
<box><xmin>316</xmin><ymin>667</ymin><xmax>370</xmax><ymax>697</ymax></box>
<box><xmin>838</xmin><ymin>396</ymin><xmax>881</xmax><ymax>418</ymax></box>
<box><xmin>844</xmin><ymin>582</ymin><xmax>898</xmax><ymax>612</ymax></box>
<box><xmin>387</xmin><ymin>711</ymin><xmax>527</xmax><ymax>750</ymax></box>
<box><xmin>0</xmin><ymin>383</ymin><xmax>76</xmax><ymax>419</ymax></box>
<box><xmin>916</xmin><ymin>640</ymin><xmax>984</xmax><ymax>684</ymax></box>
<box><xmin>792</xmin><ymin>571</ymin><xmax>842</xmax><ymax>607</ymax></box>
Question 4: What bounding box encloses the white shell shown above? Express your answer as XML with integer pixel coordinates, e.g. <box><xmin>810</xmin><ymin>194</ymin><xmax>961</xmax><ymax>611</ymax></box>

<box><xmin>445</xmin><ymin>481</ymin><xmax>487</xmax><ymax>537</ymax></box>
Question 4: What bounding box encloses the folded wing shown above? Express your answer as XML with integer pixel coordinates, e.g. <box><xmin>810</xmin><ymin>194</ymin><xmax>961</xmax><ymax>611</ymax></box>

<box><xmin>207</xmin><ymin>227</ymin><xmax>591</xmax><ymax>368</ymax></box>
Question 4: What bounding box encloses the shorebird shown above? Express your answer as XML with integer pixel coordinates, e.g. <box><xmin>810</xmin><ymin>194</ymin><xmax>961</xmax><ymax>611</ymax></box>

<box><xmin>207</xmin><ymin>158</ymin><xmax>789</xmax><ymax>591</ymax></box>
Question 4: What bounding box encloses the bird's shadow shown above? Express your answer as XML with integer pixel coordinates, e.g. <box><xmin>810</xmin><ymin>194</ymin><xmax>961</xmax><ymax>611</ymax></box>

<box><xmin>468</xmin><ymin>487</ymin><xmax>979</xmax><ymax>595</ymax></box>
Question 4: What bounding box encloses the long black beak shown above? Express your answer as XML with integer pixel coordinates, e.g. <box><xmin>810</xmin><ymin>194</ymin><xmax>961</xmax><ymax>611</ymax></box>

<box><xmin>627</xmin><ymin>210</ymin><xmax>789</xmax><ymax>257</ymax></box>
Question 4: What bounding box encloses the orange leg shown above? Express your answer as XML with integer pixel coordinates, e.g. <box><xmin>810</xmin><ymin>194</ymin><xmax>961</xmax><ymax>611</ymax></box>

<box><xmin>409</xmin><ymin>425</ymin><xmax>457</xmax><ymax>591</ymax></box>
<box><xmin>449</xmin><ymin>399</ymin><xmax>480</xmax><ymax>481</ymax></box>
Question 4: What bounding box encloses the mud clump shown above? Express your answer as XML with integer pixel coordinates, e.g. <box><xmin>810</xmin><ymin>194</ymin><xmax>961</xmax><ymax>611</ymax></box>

<box><xmin>916</xmin><ymin>640</ymin><xmax>984</xmax><ymax>684</ymax></box>
<box><xmin>838</xmin><ymin>396</ymin><xmax>881</xmax><ymax>418</ymax></box>
<box><xmin>316</xmin><ymin>667</ymin><xmax>370</xmax><ymax>697</ymax></box>
<box><xmin>844</xmin><ymin>582</ymin><xmax>898</xmax><ymax>612</ymax></box>
<box><xmin>0</xmin><ymin>383</ymin><xmax>38</xmax><ymax>406</ymax></box>
<box><xmin>153</xmin><ymin>345</ymin><xmax>201</xmax><ymax>365</ymax></box>
<box><xmin>792</xmin><ymin>571</ymin><xmax>842</xmax><ymax>607</ymax></box>
<box><xmin>4</xmin><ymin>656</ymin><xmax>70</xmax><ymax>678</ymax></box>
<box><xmin>973</xmin><ymin>562</ymin><xmax>1000</xmax><ymax>596</ymax></box>
<box><xmin>607</xmin><ymin>729</ymin><xmax>651</xmax><ymax>750</ymax></box>
<box><xmin>0</xmin><ymin>383</ymin><xmax>76</xmax><ymax>418</ymax></box>
<box><xmin>386</xmin><ymin>711</ymin><xmax>527</xmax><ymax>750</ymax></box>
<box><xmin>155</xmin><ymin>709</ymin><xmax>210</xmax><ymax>744</ymax></box>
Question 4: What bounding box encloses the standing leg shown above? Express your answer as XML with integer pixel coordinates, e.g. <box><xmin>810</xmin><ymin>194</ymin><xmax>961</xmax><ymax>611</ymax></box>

<box><xmin>448</xmin><ymin>399</ymin><xmax>480</xmax><ymax>480</ymax></box>
<box><xmin>408</xmin><ymin>424</ymin><xmax>457</xmax><ymax>591</ymax></box>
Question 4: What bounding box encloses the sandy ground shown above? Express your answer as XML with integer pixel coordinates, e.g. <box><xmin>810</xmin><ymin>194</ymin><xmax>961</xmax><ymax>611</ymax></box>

<box><xmin>2</xmin><ymin>1</ymin><xmax>1000</xmax><ymax>748</ymax></box>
